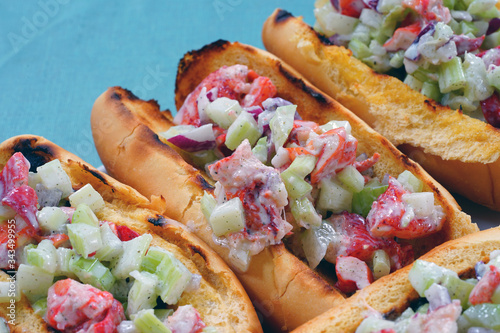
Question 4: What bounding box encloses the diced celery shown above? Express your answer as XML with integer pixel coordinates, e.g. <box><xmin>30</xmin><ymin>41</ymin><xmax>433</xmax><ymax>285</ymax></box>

<box><xmin>359</xmin><ymin>8</ymin><xmax>383</xmax><ymax>29</ymax></box>
<box><xmin>206</xmin><ymin>97</ymin><xmax>242</xmax><ymax>129</ymax></box>
<box><xmin>348</xmin><ymin>39</ymin><xmax>372</xmax><ymax>60</ymax></box>
<box><xmin>416</xmin><ymin>303</ymin><xmax>430</xmax><ymax>314</ymax></box>
<box><xmin>351</xmin><ymin>23</ymin><xmax>371</xmax><ymax>45</ymax></box>
<box><xmin>404</xmin><ymin>75</ymin><xmax>424</xmax><ymax>91</ymax></box>
<box><xmin>252</xmin><ymin>136</ymin><xmax>268</xmax><ymax>163</ymax></box>
<box><xmin>159</xmin><ymin>125</ymin><xmax>196</xmax><ymax>140</ymax></box>
<box><xmin>352</xmin><ymin>184</ymin><xmax>388</xmax><ymax>217</ymax></box>
<box><xmin>412</xmin><ymin>67</ymin><xmax>436</xmax><ymax>84</ymax></box>
<box><xmin>55</xmin><ymin>247</ymin><xmax>77</xmax><ymax>278</ymax></box>
<box><xmin>0</xmin><ymin>282</ymin><xmax>12</xmax><ymax>303</ymax></box>
<box><xmin>286</xmin><ymin>155</ymin><xmax>317</xmax><ymax>178</ymax></box>
<box><xmin>127</xmin><ymin>270</ymin><xmax>159</xmax><ymax>316</ymax></box>
<box><xmin>397</xmin><ymin>171</ymin><xmax>423</xmax><ymax>192</ymax></box>
<box><xmin>443</xmin><ymin>0</ymin><xmax>456</xmax><ymax>8</ymax></box>
<box><xmin>380</xmin><ymin>6</ymin><xmax>407</xmax><ymax>36</ymax></box>
<box><xmin>270</xmin><ymin>105</ymin><xmax>296</xmax><ymax>151</ymax></box>
<box><xmin>111</xmin><ymin>234</ymin><xmax>152</xmax><ymax>279</ymax></box>
<box><xmin>69</xmin><ymin>184</ymin><xmax>105</xmax><ymax>212</ymax></box>
<box><xmin>290</xmin><ymin>197</ymin><xmax>322</xmax><ymax>228</ymax></box>
<box><xmin>133</xmin><ymin>309</ymin><xmax>172</xmax><ymax>333</ymax></box>
<box><xmin>36</xmin><ymin>159</ymin><xmax>73</xmax><ymax>198</ymax></box>
<box><xmin>110</xmin><ymin>278</ymin><xmax>132</xmax><ymax>303</ymax></box>
<box><xmin>317</xmin><ymin>178</ymin><xmax>353</xmax><ymax>213</ymax></box>
<box><xmin>154</xmin><ymin>309</ymin><xmax>174</xmax><ymax>322</ymax></box>
<box><xmin>37</xmin><ymin>207</ymin><xmax>69</xmax><ymax>233</ymax></box>
<box><xmin>17</xmin><ymin>264</ymin><xmax>54</xmax><ymax>302</ymax></box>
<box><xmin>187</xmin><ymin>150</ymin><xmax>219</xmax><ymax>169</ymax></box>
<box><xmin>319</xmin><ymin>120</ymin><xmax>352</xmax><ymax>135</ymax></box>
<box><xmin>32</xmin><ymin>298</ymin><xmax>47</xmax><ymax>317</ymax></box>
<box><xmin>225</xmin><ymin>111</ymin><xmax>262</xmax><ymax>150</ymax></box>
<box><xmin>26</xmin><ymin>239</ymin><xmax>57</xmax><ymax>274</ymax></box>
<box><xmin>140</xmin><ymin>246</ymin><xmax>171</xmax><ymax>274</ymax></box>
<box><xmin>95</xmin><ymin>222</ymin><xmax>123</xmax><ymax>262</ymax></box>
<box><xmin>337</xmin><ymin>166</ymin><xmax>365</xmax><ymax>193</ymax></box>
<box><xmin>408</xmin><ymin>260</ymin><xmax>458</xmax><ymax>296</ymax></box>
<box><xmin>155</xmin><ymin>250</ymin><xmax>192</xmax><ymax>305</ymax></box>
<box><xmin>202</xmin><ymin>327</ymin><xmax>219</xmax><ymax>333</ymax></box>
<box><xmin>314</xmin><ymin>4</ymin><xmax>359</xmax><ymax>36</ymax></box>
<box><xmin>420</xmin><ymin>81</ymin><xmax>442</xmax><ymax>102</ymax></box>
<box><xmin>389</xmin><ymin>50</ymin><xmax>405</xmax><ymax>68</ymax></box>
<box><xmin>484</xmin><ymin>31</ymin><xmax>500</xmax><ymax>50</ymax></box>
<box><xmin>28</xmin><ymin>171</ymin><xmax>42</xmax><ymax>190</ymax></box>
<box><xmin>459</xmin><ymin>21</ymin><xmax>479</xmax><ymax>36</ymax></box>
<box><xmin>301</xmin><ymin>221</ymin><xmax>336</xmax><ymax>269</ymax></box>
<box><xmin>487</xmin><ymin>65</ymin><xmax>500</xmax><ymax>92</ymax></box>
<box><xmin>372</xmin><ymin>250</ymin><xmax>391</xmax><ymax>280</ymax></box>
<box><xmin>438</xmin><ymin>57</ymin><xmax>467</xmax><ymax>94</ymax></box>
<box><xmin>280</xmin><ymin>169</ymin><xmax>313</xmax><ymax>200</ymax></box>
<box><xmin>71</xmin><ymin>203</ymin><xmax>99</xmax><ymax>227</ymax></box>
<box><xmin>209</xmin><ymin>198</ymin><xmax>245</xmax><ymax>237</ymax></box>
<box><xmin>463</xmin><ymin>304</ymin><xmax>500</xmax><ymax>330</ymax></box>
<box><xmin>402</xmin><ymin>192</ymin><xmax>435</xmax><ymax>217</ymax></box>
<box><xmin>441</xmin><ymin>274</ymin><xmax>475</xmax><ymax>308</ymax></box>
<box><xmin>67</xmin><ymin>223</ymin><xmax>103</xmax><ymax>258</ymax></box>
<box><xmin>468</xmin><ymin>0</ymin><xmax>497</xmax><ymax>14</ymax></box>
<box><xmin>70</xmin><ymin>256</ymin><xmax>115</xmax><ymax>291</ymax></box>
<box><xmin>356</xmin><ymin>315</ymin><xmax>395</xmax><ymax>333</ymax></box>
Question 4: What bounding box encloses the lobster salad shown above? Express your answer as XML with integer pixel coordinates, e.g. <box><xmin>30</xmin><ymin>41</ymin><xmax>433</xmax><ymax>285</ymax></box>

<box><xmin>314</xmin><ymin>0</ymin><xmax>500</xmax><ymax>127</ymax></box>
<box><xmin>0</xmin><ymin>153</ymin><xmax>216</xmax><ymax>333</ymax></box>
<box><xmin>163</xmin><ymin>64</ymin><xmax>445</xmax><ymax>293</ymax></box>
<box><xmin>356</xmin><ymin>251</ymin><xmax>500</xmax><ymax>332</ymax></box>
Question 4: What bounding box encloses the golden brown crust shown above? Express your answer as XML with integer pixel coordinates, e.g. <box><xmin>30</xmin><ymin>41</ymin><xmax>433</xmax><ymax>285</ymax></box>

<box><xmin>0</xmin><ymin>135</ymin><xmax>262</xmax><ymax>333</ymax></box>
<box><xmin>92</xmin><ymin>41</ymin><xmax>477</xmax><ymax>331</ymax></box>
<box><xmin>292</xmin><ymin>227</ymin><xmax>500</xmax><ymax>333</ymax></box>
<box><xmin>262</xmin><ymin>9</ymin><xmax>500</xmax><ymax>210</ymax></box>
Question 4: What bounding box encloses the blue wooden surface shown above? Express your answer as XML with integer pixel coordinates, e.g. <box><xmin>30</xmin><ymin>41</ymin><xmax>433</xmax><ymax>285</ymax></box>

<box><xmin>0</xmin><ymin>1</ymin><xmax>313</xmax><ymax>166</ymax></box>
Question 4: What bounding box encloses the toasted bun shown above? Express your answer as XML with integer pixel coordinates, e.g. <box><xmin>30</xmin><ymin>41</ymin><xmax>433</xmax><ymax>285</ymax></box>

<box><xmin>91</xmin><ymin>41</ymin><xmax>477</xmax><ymax>331</ymax></box>
<box><xmin>292</xmin><ymin>226</ymin><xmax>500</xmax><ymax>332</ymax></box>
<box><xmin>0</xmin><ymin>135</ymin><xmax>262</xmax><ymax>333</ymax></box>
<box><xmin>262</xmin><ymin>9</ymin><xmax>500</xmax><ymax>211</ymax></box>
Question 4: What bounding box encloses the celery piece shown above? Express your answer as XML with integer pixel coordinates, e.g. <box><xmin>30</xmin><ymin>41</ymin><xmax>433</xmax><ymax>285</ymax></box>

<box><xmin>17</xmin><ymin>264</ymin><xmax>54</xmax><ymax>303</ymax></box>
<box><xmin>397</xmin><ymin>170</ymin><xmax>423</xmax><ymax>193</ymax></box>
<box><xmin>26</xmin><ymin>239</ymin><xmax>57</xmax><ymax>274</ymax></box>
<box><xmin>202</xmin><ymin>327</ymin><xmax>219</xmax><ymax>333</ymax></box>
<box><xmin>372</xmin><ymin>250</ymin><xmax>391</xmax><ymax>280</ymax></box>
<box><xmin>154</xmin><ymin>309</ymin><xmax>174</xmax><ymax>322</ymax></box>
<box><xmin>280</xmin><ymin>169</ymin><xmax>313</xmax><ymax>200</ymax></box>
<box><xmin>141</xmin><ymin>246</ymin><xmax>170</xmax><ymax>273</ymax></box>
<box><xmin>402</xmin><ymin>192</ymin><xmax>435</xmax><ymax>217</ymax></box>
<box><xmin>36</xmin><ymin>159</ymin><xmax>73</xmax><ymax>198</ymax></box>
<box><xmin>459</xmin><ymin>21</ymin><xmax>479</xmax><ymax>36</ymax></box>
<box><xmin>301</xmin><ymin>221</ymin><xmax>335</xmax><ymax>269</ymax></box>
<box><xmin>0</xmin><ymin>282</ymin><xmax>12</xmax><ymax>303</ymax></box>
<box><xmin>404</xmin><ymin>75</ymin><xmax>424</xmax><ymax>91</ymax></box>
<box><xmin>111</xmin><ymin>234</ymin><xmax>152</xmax><ymax>279</ymax></box>
<box><xmin>487</xmin><ymin>65</ymin><xmax>500</xmax><ymax>91</ymax></box>
<box><xmin>319</xmin><ymin>120</ymin><xmax>352</xmax><ymax>135</ymax></box>
<box><xmin>443</xmin><ymin>0</ymin><xmax>456</xmax><ymax>8</ymax></box>
<box><xmin>317</xmin><ymin>178</ymin><xmax>353</xmax><ymax>213</ymax></box>
<box><xmin>438</xmin><ymin>57</ymin><xmax>467</xmax><ymax>94</ymax></box>
<box><xmin>127</xmin><ymin>270</ymin><xmax>159</xmax><ymax>316</ymax></box>
<box><xmin>356</xmin><ymin>315</ymin><xmax>395</xmax><ymax>333</ymax></box>
<box><xmin>290</xmin><ymin>198</ymin><xmax>322</xmax><ymax>228</ymax></box>
<box><xmin>286</xmin><ymin>155</ymin><xmax>317</xmax><ymax>178</ymax></box>
<box><xmin>37</xmin><ymin>207</ymin><xmax>69</xmax><ymax>233</ymax></box>
<box><xmin>200</xmin><ymin>191</ymin><xmax>217</xmax><ymax>222</ymax></box>
<box><xmin>188</xmin><ymin>150</ymin><xmax>219</xmax><ymax>169</ymax></box>
<box><xmin>389</xmin><ymin>50</ymin><xmax>405</xmax><ymax>69</ymax></box>
<box><xmin>133</xmin><ymin>309</ymin><xmax>172</xmax><ymax>333</ymax></box>
<box><xmin>463</xmin><ymin>304</ymin><xmax>500</xmax><ymax>330</ymax></box>
<box><xmin>468</xmin><ymin>0</ymin><xmax>497</xmax><ymax>15</ymax></box>
<box><xmin>225</xmin><ymin>111</ymin><xmax>262</xmax><ymax>150</ymax></box>
<box><xmin>209</xmin><ymin>198</ymin><xmax>246</xmax><ymax>237</ymax></box>
<box><xmin>314</xmin><ymin>5</ymin><xmax>359</xmax><ymax>36</ymax></box>
<box><xmin>158</xmin><ymin>125</ymin><xmax>196</xmax><ymax>141</ymax></box>
<box><xmin>484</xmin><ymin>31</ymin><xmax>500</xmax><ymax>50</ymax></box>
<box><xmin>337</xmin><ymin>166</ymin><xmax>365</xmax><ymax>193</ymax></box>
<box><xmin>67</xmin><ymin>223</ymin><xmax>103</xmax><ymax>258</ymax></box>
<box><xmin>252</xmin><ymin>136</ymin><xmax>268</xmax><ymax>163</ymax></box>
<box><xmin>348</xmin><ymin>39</ymin><xmax>372</xmax><ymax>60</ymax></box>
<box><xmin>110</xmin><ymin>278</ymin><xmax>132</xmax><ymax>303</ymax></box>
<box><xmin>70</xmin><ymin>256</ymin><xmax>116</xmax><ymax>291</ymax></box>
<box><xmin>206</xmin><ymin>97</ymin><xmax>242</xmax><ymax>129</ymax></box>
<box><xmin>270</xmin><ymin>105</ymin><xmax>296</xmax><ymax>151</ymax></box>
<box><xmin>69</xmin><ymin>184</ymin><xmax>105</xmax><ymax>213</ymax></box>
<box><xmin>28</xmin><ymin>171</ymin><xmax>42</xmax><ymax>190</ymax></box>
<box><xmin>71</xmin><ymin>203</ymin><xmax>99</xmax><ymax>227</ymax></box>
<box><xmin>352</xmin><ymin>185</ymin><xmax>388</xmax><ymax>217</ymax></box>
<box><xmin>55</xmin><ymin>247</ymin><xmax>77</xmax><ymax>278</ymax></box>
<box><xmin>412</xmin><ymin>67</ymin><xmax>436</xmax><ymax>84</ymax></box>
<box><xmin>408</xmin><ymin>260</ymin><xmax>458</xmax><ymax>296</ymax></box>
<box><xmin>32</xmin><ymin>298</ymin><xmax>47</xmax><ymax>317</ymax></box>
<box><xmin>420</xmin><ymin>81</ymin><xmax>442</xmax><ymax>102</ymax></box>
<box><xmin>380</xmin><ymin>6</ymin><xmax>407</xmax><ymax>38</ymax></box>
<box><xmin>95</xmin><ymin>222</ymin><xmax>123</xmax><ymax>262</ymax></box>
<box><xmin>351</xmin><ymin>23</ymin><xmax>371</xmax><ymax>45</ymax></box>
<box><xmin>155</xmin><ymin>251</ymin><xmax>192</xmax><ymax>305</ymax></box>
<box><xmin>441</xmin><ymin>275</ymin><xmax>475</xmax><ymax>308</ymax></box>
